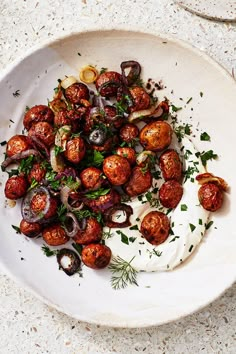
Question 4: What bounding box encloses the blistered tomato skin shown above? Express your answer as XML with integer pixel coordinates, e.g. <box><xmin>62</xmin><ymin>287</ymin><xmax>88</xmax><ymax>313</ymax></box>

<box><xmin>65</xmin><ymin>83</ymin><xmax>89</xmax><ymax>104</ymax></box>
<box><xmin>124</xmin><ymin>166</ymin><xmax>152</xmax><ymax>197</ymax></box>
<box><xmin>115</xmin><ymin>147</ymin><xmax>136</xmax><ymax>165</ymax></box>
<box><xmin>96</xmin><ymin>71</ymin><xmax>122</xmax><ymax>97</ymax></box>
<box><xmin>23</xmin><ymin>105</ymin><xmax>54</xmax><ymax>131</ymax></box>
<box><xmin>139</xmin><ymin>121</ymin><xmax>172</xmax><ymax>152</ymax></box>
<box><xmin>159</xmin><ymin>149</ymin><xmax>182</xmax><ymax>182</ymax></box>
<box><xmin>20</xmin><ymin>219</ymin><xmax>42</xmax><ymax>238</ymax></box>
<box><xmin>64</xmin><ymin>137</ymin><xmax>86</xmax><ymax>164</ymax></box>
<box><xmin>6</xmin><ymin>135</ymin><xmax>32</xmax><ymax>157</ymax></box>
<box><xmin>140</xmin><ymin>211</ymin><xmax>170</xmax><ymax>246</ymax></box>
<box><xmin>198</xmin><ymin>183</ymin><xmax>223</xmax><ymax>211</ymax></box>
<box><xmin>159</xmin><ymin>180</ymin><xmax>183</xmax><ymax>208</ymax></box>
<box><xmin>80</xmin><ymin>167</ymin><xmax>103</xmax><ymax>190</ymax></box>
<box><xmin>27</xmin><ymin>162</ymin><xmax>46</xmax><ymax>184</ymax></box>
<box><xmin>81</xmin><ymin>243</ymin><xmax>112</xmax><ymax>269</ymax></box>
<box><xmin>42</xmin><ymin>223</ymin><xmax>69</xmax><ymax>246</ymax></box>
<box><xmin>5</xmin><ymin>175</ymin><xmax>28</xmax><ymax>200</ymax></box>
<box><xmin>73</xmin><ymin>217</ymin><xmax>102</xmax><ymax>245</ymax></box>
<box><xmin>103</xmin><ymin>155</ymin><xmax>131</xmax><ymax>185</ymax></box>
<box><xmin>119</xmin><ymin>123</ymin><xmax>139</xmax><ymax>143</ymax></box>
<box><xmin>28</xmin><ymin>121</ymin><xmax>55</xmax><ymax>147</ymax></box>
<box><xmin>129</xmin><ymin>86</ymin><xmax>151</xmax><ymax>112</ymax></box>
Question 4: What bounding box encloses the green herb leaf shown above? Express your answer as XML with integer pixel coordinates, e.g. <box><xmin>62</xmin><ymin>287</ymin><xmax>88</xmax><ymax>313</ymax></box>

<box><xmin>189</xmin><ymin>223</ymin><xmax>196</xmax><ymax>232</ymax></box>
<box><xmin>189</xmin><ymin>245</ymin><xmax>194</xmax><ymax>252</ymax></box>
<box><xmin>205</xmin><ymin>220</ymin><xmax>214</xmax><ymax>230</ymax></box>
<box><xmin>181</xmin><ymin>204</ymin><xmax>188</xmax><ymax>211</ymax></box>
<box><xmin>186</xmin><ymin>97</ymin><xmax>192</xmax><ymax>104</ymax></box>
<box><xmin>116</xmin><ymin>230</ymin><xmax>129</xmax><ymax>245</ymax></box>
<box><xmin>11</xmin><ymin>225</ymin><xmax>21</xmax><ymax>234</ymax></box>
<box><xmin>200</xmin><ymin>132</ymin><xmax>211</xmax><ymax>141</ymax></box>
<box><xmin>108</xmin><ymin>256</ymin><xmax>138</xmax><ymax>290</ymax></box>
<box><xmin>72</xmin><ymin>242</ymin><xmax>82</xmax><ymax>255</ymax></box>
<box><xmin>198</xmin><ymin>150</ymin><xmax>218</xmax><ymax>167</ymax></box>
<box><xmin>85</xmin><ymin>187</ymin><xmax>110</xmax><ymax>200</ymax></box>
<box><xmin>129</xmin><ymin>237</ymin><xmax>136</xmax><ymax>243</ymax></box>
<box><xmin>41</xmin><ymin>245</ymin><xmax>57</xmax><ymax>257</ymax></box>
<box><xmin>200</xmin><ymin>92</ymin><xmax>203</xmax><ymax>97</ymax></box>
<box><xmin>129</xmin><ymin>225</ymin><xmax>139</xmax><ymax>231</ymax></box>
<box><xmin>171</xmin><ymin>104</ymin><xmax>182</xmax><ymax>112</ymax></box>
<box><xmin>169</xmin><ymin>236</ymin><xmax>180</xmax><ymax>243</ymax></box>
<box><xmin>54</xmin><ymin>145</ymin><xmax>64</xmax><ymax>156</ymax></box>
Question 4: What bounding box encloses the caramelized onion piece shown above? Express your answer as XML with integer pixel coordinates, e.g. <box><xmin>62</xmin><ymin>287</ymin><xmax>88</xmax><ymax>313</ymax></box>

<box><xmin>128</xmin><ymin>102</ymin><xmax>162</xmax><ymax>123</ymax></box>
<box><xmin>1</xmin><ymin>149</ymin><xmax>40</xmax><ymax>170</ymax></box>
<box><xmin>60</xmin><ymin>185</ymin><xmax>83</xmax><ymax>211</ymax></box>
<box><xmin>104</xmin><ymin>203</ymin><xmax>133</xmax><ymax>228</ymax></box>
<box><xmin>63</xmin><ymin>212</ymin><xmax>86</xmax><ymax>238</ymax></box>
<box><xmin>196</xmin><ymin>173</ymin><xmax>228</xmax><ymax>192</ymax></box>
<box><xmin>57</xmin><ymin>248</ymin><xmax>81</xmax><ymax>276</ymax></box>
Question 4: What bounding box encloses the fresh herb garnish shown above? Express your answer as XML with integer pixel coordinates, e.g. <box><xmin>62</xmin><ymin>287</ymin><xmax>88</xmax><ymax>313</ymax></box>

<box><xmin>189</xmin><ymin>223</ymin><xmax>196</xmax><ymax>232</ymax></box>
<box><xmin>0</xmin><ymin>141</ymin><xmax>7</xmax><ymax>146</ymax></box>
<box><xmin>199</xmin><ymin>218</ymin><xmax>203</xmax><ymax>225</ymax></box>
<box><xmin>72</xmin><ymin>242</ymin><xmax>83</xmax><ymax>255</ymax></box>
<box><xmin>18</xmin><ymin>155</ymin><xmax>35</xmax><ymax>175</ymax></box>
<box><xmin>171</xmin><ymin>104</ymin><xmax>182</xmax><ymax>112</ymax></box>
<box><xmin>181</xmin><ymin>204</ymin><xmax>188</xmax><ymax>211</ymax></box>
<box><xmin>200</xmin><ymin>132</ymin><xmax>211</xmax><ymax>141</ymax></box>
<box><xmin>129</xmin><ymin>224</ymin><xmax>139</xmax><ymax>231</ymax></box>
<box><xmin>102</xmin><ymin>228</ymin><xmax>113</xmax><ymax>239</ymax></box>
<box><xmin>41</xmin><ymin>245</ymin><xmax>57</xmax><ymax>257</ymax></box>
<box><xmin>100</xmin><ymin>67</ymin><xmax>108</xmax><ymax>74</ymax></box>
<box><xmin>116</xmin><ymin>230</ymin><xmax>129</xmax><ymax>245</ymax></box>
<box><xmin>54</xmin><ymin>145</ymin><xmax>64</xmax><ymax>156</ymax></box>
<box><xmin>11</xmin><ymin>225</ymin><xmax>21</xmax><ymax>234</ymax></box>
<box><xmin>147</xmin><ymin>249</ymin><xmax>162</xmax><ymax>258</ymax></box>
<box><xmin>108</xmin><ymin>256</ymin><xmax>138</xmax><ymax>290</ymax></box>
<box><xmin>13</xmin><ymin>89</ymin><xmax>20</xmax><ymax>97</ymax></box>
<box><xmin>169</xmin><ymin>236</ymin><xmax>180</xmax><ymax>243</ymax></box>
<box><xmin>200</xmin><ymin>92</ymin><xmax>203</xmax><ymax>97</ymax></box>
<box><xmin>196</xmin><ymin>150</ymin><xmax>218</xmax><ymax>167</ymax></box>
<box><xmin>205</xmin><ymin>220</ymin><xmax>214</xmax><ymax>230</ymax></box>
<box><xmin>189</xmin><ymin>245</ymin><xmax>194</xmax><ymax>252</ymax></box>
<box><xmin>85</xmin><ymin>187</ymin><xmax>110</xmax><ymax>200</ymax></box>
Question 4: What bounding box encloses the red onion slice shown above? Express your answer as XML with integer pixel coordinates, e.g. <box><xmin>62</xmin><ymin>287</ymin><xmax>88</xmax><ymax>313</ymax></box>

<box><xmin>60</xmin><ymin>185</ymin><xmax>84</xmax><ymax>211</ymax></box>
<box><xmin>1</xmin><ymin>149</ymin><xmax>40</xmax><ymax>170</ymax></box>
<box><xmin>63</xmin><ymin>212</ymin><xmax>81</xmax><ymax>238</ymax></box>
<box><xmin>104</xmin><ymin>203</ymin><xmax>133</xmax><ymax>228</ymax></box>
<box><xmin>120</xmin><ymin>60</ymin><xmax>141</xmax><ymax>86</ymax></box>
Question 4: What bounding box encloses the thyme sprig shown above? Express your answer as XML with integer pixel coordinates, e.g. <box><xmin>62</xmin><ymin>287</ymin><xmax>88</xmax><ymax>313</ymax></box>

<box><xmin>108</xmin><ymin>255</ymin><xmax>138</xmax><ymax>290</ymax></box>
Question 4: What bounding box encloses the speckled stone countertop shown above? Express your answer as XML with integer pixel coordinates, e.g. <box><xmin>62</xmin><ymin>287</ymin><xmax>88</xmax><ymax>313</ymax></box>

<box><xmin>0</xmin><ymin>1</ymin><xmax>236</xmax><ymax>353</ymax></box>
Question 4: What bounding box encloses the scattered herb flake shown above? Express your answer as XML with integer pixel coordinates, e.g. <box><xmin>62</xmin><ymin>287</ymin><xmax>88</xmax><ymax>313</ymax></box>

<box><xmin>199</xmin><ymin>218</ymin><xmax>203</xmax><ymax>225</ymax></box>
<box><xmin>129</xmin><ymin>224</ymin><xmax>139</xmax><ymax>231</ymax></box>
<box><xmin>169</xmin><ymin>236</ymin><xmax>180</xmax><ymax>243</ymax></box>
<box><xmin>189</xmin><ymin>245</ymin><xmax>194</xmax><ymax>252</ymax></box>
<box><xmin>205</xmin><ymin>220</ymin><xmax>214</xmax><ymax>230</ymax></box>
<box><xmin>13</xmin><ymin>89</ymin><xmax>20</xmax><ymax>97</ymax></box>
<box><xmin>200</xmin><ymin>92</ymin><xmax>203</xmax><ymax>97</ymax></box>
<box><xmin>11</xmin><ymin>225</ymin><xmax>21</xmax><ymax>234</ymax></box>
<box><xmin>189</xmin><ymin>223</ymin><xmax>196</xmax><ymax>232</ymax></box>
<box><xmin>116</xmin><ymin>230</ymin><xmax>129</xmax><ymax>245</ymax></box>
<box><xmin>186</xmin><ymin>97</ymin><xmax>192</xmax><ymax>104</ymax></box>
<box><xmin>181</xmin><ymin>204</ymin><xmax>188</xmax><ymax>211</ymax></box>
<box><xmin>0</xmin><ymin>141</ymin><xmax>7</xmax><ymax>146</ymax></box>
<box><xmin>171</xmin><ymin>104</ymin><xmax>182</xmax><ymax>112</ymax></box>
<box><xmin>198</xmin><ymin>150</ymin><xmax>218</xmax><ymax>167</ymax></box>
<box><xmin>85</xmin><ymin>187</ymin><xmax>110</xmax><ymax>200</ymax></box>
<box><xmin>41</xmin><ymin>245</ymin><xmax>57</xmax><ymax>257</ymax></box>
<box><xmin>200</xmin><ymin>132</ymin><xmax>211</xmax><ymax>141</ymax></box>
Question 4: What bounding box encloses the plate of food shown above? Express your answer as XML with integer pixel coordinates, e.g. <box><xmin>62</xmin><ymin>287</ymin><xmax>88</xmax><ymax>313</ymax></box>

<box><xmin>0</xmin><ymin>29</ymin><xmax>235</xmax><ymax>328</ymax></box>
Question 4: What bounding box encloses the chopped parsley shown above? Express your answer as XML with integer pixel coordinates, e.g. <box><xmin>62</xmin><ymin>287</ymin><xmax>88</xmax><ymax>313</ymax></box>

<box><xmin>116</xmin><ymin>230</ymin><xmax>129</xmax><ymax>245</ymax></box>
<box><xmin>129</xmin><ymin>225</ymin><xmax>139</xmax><ymax>231</ymax></box>
<box><xmin>189</xmin><ymin>223</ymin><xmax>196</xmax><ymax>232</ymax></box>
<box><xmin>196</xmin><ymin>150</ymin><xmax>218</xmax><ymax>167</ymax></box>
<box><xmin>85</xmin><ymin>187</ymin><xmax>110</xmax><ymax>200</ymax></box>
<box><xmin>169</xmin><ymin>236</ymin><xmax>180</xmax><ymax>243</ymax></box>
<box><xmin>200</xmin><ymin>132</ymin><xmax>211</xmax><ymax>141</ymax></box>
<box><xmin>189</xmin><ymin>245</ymin><xmax>194</xmax><ymax>252</ymax></box>
<box><xmin>186</xmin><ymin>97</ymin><xmax>192</xmax><ymax>104</ymax></box>
<box><xmin>13</xmin><ymin>89</ymin><xmax>20</xmax><ymax>97</ymax></box>
<box><xmin>181</xmin><ymin>204</ymin><xmax>188</xmax><ymax>211</ymax></box>
<box><xmin>11</xmin><ymin>225</ymin><xmax>21</xmax><ymax>234</ymax></box>
<box><xmin>171</xmin><ymin>104</ymin><xmax>182</xmax><ymax>112</ymax></box>
<box><xmin>200</xmin><ymin>92</ymin><xmax>203</xmax><ymax>97</ymax></box>
<box><xmin>199</xmin><ymin>218</ymin><xmax>203</xmax><ymax>225</ymax></box>
<box><xmin>205</xmin><ymin>220</ymin><xmax>214</xmax><ymax>230</ymax></box>
<box><xmin>41</xmin><ymin>245</ymin><xmax>57</xmax><ymax>257</ymax></box>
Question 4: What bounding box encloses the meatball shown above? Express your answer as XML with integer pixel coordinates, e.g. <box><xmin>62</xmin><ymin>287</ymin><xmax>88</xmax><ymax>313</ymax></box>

<box><xmin>129</xmin><ymin>86</ymin><xmax>150</xmax><ymax>112</ymax></box>
<box><xmin>124</xmin><ymin>166</ymin><xmax>152</xmax><ymax>197</ymax></box>
<box><xmin>96</xmin><ymin>71</ymin><xmax>122</xmax><ymax>97</ymax></box>
<box><xmin>104</xmin><ymin>105</ymin><xmax>124</xmax><ymax>129</ymax></box>
<box><xmin>85</xmin><ymin>189</ymin><xmax>121</xmax><ymax>212</ymax></box>
<box><xmin>64</xmin><ymin>82</ymin><xmax>89</xmax><ymax>104</ymax></box>
<box><xmin>28</xmin><ymin>121</ymin><xmax>55</xmax><ymax>147</ymax></box>
<box><xmin>119</xmin><ymin>123</ymin><xmax>139</xmax><ymax>143</ymax></box>
<box><xmin>73</xmin><ymin>217</ymin><xmax>102</xmax><ymax>245</ymax></box>
<box><xmin>115</xmin><ymin>147</ymin><xmax>136</xmax><ymax>165</ymax></box>
<box><xmin>42</xmin><ymin>223</ymin><xmax>69</xmax><ymax>246</ymax></box>
<box><xmin>20</xmin><ymin>219</ymin><xmax>42</xmax><ymax>238</ymax></box>
<box><xmin>27</xmin><ymin>162</ymin><xmax>46</xmax><ymax>184</ymax></box>
<box><xmin>159</xmin><ymin>149</ymin><xmax>182</xmax><ymax>182</ymax></box>
<box><xmin>159</xmin><ymin>180</ymin><xmax>183</xmax><ymax>208</ymax></box>
<box><xmin>140</xmin><ymin>211</ymin><xmax>170</xmax><ymax>245</ymax></box>
<box><xmin>30</xmin><ymin>192</ymin><xmax>58</xmax><ymax>220</ymax></box>
<box><xmin>6</xmin><ymin>135</ymin><xmax>32</xmax><ymax>157</ymax></box>
<box><xmin>198</xmin><ymin>183</ymin><xmax>223</xmax><ymax>211</ymax></box>
<box><xmin>64</xmin><ymin>136</ymin><xmax>86</xmax><ymax>164</ymax></box>
<box><xmin>81</xmin><ymin>243</ymin><xmax>112</xmax><ymax>269</ymax></box>
<box><xmin>5</xmin><ymin>175</ymin><xmax>28</xmax><ymax>199</ymax></box>
<box><xmin>80</xmin><ymin>167</ymin><xmax>103</xmax><ymax>190</ymax></box>
<box><xmin>23</xmin><ymin>105</ymin><xmax>54</xmax><ymax>131</ymax></box>
<box><xmin>139</xmin><ymin>121</ymin><xmax>172</xmax><ymax>152</ymax></box>
<box><xmin>103</xmin><ymin>155</ymin><xmax>131</xmax><ymax>185</ymax></box>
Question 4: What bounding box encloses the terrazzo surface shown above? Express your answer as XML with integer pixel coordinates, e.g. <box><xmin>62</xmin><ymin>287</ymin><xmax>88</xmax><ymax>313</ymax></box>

<box><xmin>0</xmin><ymin>0</ymin><xmax>236</xmax><ymax>353</ymax></box>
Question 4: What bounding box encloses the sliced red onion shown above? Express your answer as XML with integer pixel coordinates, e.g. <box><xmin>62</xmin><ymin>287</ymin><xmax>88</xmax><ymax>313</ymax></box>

<box><xmin>104</xmin><ymin>203</ymin><xmax>133</xmax><ymax>228</ymax></box>
<box><xmin>63</xmin><ymin>212</ymin><xmax>81</xmax><ymax>238</ymax></box>
<box><xmin>120</xmin><ymin>60</ymin><xmax>141</xmax><ymax>86</ymax></box>
<box><xmin>29</xmin><ymin>136</ymin><xmax>50</xmax><ymax>158</ymax></box>
<box><xmin>21</xmin><ymin>186</ymin><xmax>50</xmax><ymax>223</ymax></box>
<box><xmin>1</xmin><ymin>149</ymin><xmax>40</xmax><ymax>170</ymax></box>
<box><xmin>57</xmin><ymin>248</ymin><xmax>81</xmax><ymax>276</ymax></box>
<box><xmin>60</xmin><ymin>185</ymin><xmax>84</xmax><ymax>211</ymax></box>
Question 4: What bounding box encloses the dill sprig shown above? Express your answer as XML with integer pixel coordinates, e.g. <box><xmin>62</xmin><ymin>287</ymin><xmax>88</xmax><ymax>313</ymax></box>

<box><xmin>108</xmin><ymin>255</ymin><xmax>138</xmax><ymax>290</ymax></box>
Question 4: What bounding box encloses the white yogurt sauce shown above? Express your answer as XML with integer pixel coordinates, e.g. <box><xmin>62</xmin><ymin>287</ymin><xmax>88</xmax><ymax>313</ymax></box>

<box><xmin>105</xmin><ymin>136</ymin><xmax>210</xmax><ymax>272</ymax></box>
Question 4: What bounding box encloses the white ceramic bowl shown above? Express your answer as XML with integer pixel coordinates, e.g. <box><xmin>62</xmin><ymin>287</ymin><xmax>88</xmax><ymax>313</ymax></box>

<box><xmin>0</xmin><ymin>30</ymin><xmax>236</xmax><ymax>328</ymax></box>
